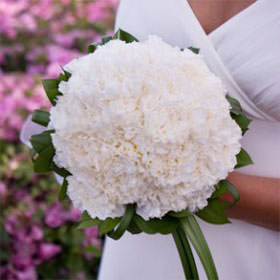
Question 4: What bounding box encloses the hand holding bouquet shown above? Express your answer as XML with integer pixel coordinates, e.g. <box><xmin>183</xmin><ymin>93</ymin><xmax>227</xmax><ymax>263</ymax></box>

<box><xmin>29</xmin><ymin>30</ymin><xmax>252</xmax><ymax>279</ymax></box>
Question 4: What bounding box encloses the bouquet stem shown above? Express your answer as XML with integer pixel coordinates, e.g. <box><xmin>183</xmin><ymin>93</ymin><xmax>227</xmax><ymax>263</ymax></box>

<box><xmin>173</xmin><ymin>215</ymin><xmax>218</xmax><ymax>280</ymax></box>
<box><xmin>172</xmin><ymin>228</ymin><xmax>199</xmax><ymax>279</ymax></box>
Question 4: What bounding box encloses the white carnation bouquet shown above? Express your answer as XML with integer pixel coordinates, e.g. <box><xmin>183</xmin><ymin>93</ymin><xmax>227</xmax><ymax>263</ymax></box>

<box><xmin>30</xmin><ymin>30</ymin><xmax>253</xmax><ymax>279</ymax></box>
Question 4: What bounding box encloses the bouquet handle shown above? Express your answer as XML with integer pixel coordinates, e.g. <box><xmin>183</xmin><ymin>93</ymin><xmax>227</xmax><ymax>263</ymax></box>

<box><xmin>173</xmin><ymin>227</ymin><xmax>199</xmax><ymax>279</ymax></box>
<box><xmin>173</xmin><ymin>215</ymin><xmax>218</xmax><ymax>280</ymax></box>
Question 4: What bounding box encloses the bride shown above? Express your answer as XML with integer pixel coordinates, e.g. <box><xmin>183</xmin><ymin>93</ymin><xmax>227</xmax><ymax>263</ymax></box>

<box><xmin>98</xmin><ymin>0</ymin><xmax>280</xmax><ymax>279</ymax></box>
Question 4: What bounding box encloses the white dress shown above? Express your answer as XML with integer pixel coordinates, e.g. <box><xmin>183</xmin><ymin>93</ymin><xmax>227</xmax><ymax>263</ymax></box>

<box><xmin>98</xmin><ymin>1</ymin><xmax>280</xmax><ymax>279</ymax></box>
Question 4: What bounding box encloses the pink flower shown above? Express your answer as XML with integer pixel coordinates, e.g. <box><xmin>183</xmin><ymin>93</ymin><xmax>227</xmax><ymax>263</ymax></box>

<box><xmin>87</xmin><ymin>0</ymin><xmax>118</xmax><ymax>22</ymax></box>
<box><xmin>0</xmin><ymin>181</ymin><xmax>7</xmax><ymax>198</ymax></box>
<box><xmin>53</xmin><ymin>30</ymin><xmax>96</xmax><ymax>48</ymax></box>
<box><xmin>11</xmin><ymin>253</ymin><xmax>33</xmax><ymax>270</ymax></box>
<box><xmin>30</xmin><ymin>225</ymin><xmax>43</xmax><ymax>241</ymax></box>
<box><xmin>46</xmin><ymin>45</ymin><xmax>80</xmax><ymax>64</ymax></box>
<box><xmin>83</xmin><ymin>226</ymin><xmax>100</xmax><ymax>248</ymax></box>
<box><xmin>0</xmin><ymin>0</ymin><xmax>118</xmax><ymax>277</ymax></box>
<box><xmin>64</xmin><ymin>207</ymin><xmax>81</xmax><ymax>222</ymax></box>
<box><xmin>26</xmin><ymin>46</ymin><xmax>46</xmax><ymax>61</ymax></box>
<box><xmin>16</xmin><ymin>267</ymin><xmax>37</xmax><ymax>280</ymax></box>
<box><xmin>15</xmin><ymin>189</ymin><xmax>29</xmax><ymax>201</ymax></box>
<box><xmin>39</xmin><ymin>243</ymin><xmax>61</xmax><ymax>260</ymax></box>
<box><xmin>45</xmin><ymin>202</ymin><xmax>65</xmax><ymax>228</ymax></box>
<box><xmin>0</xmin><ymin>265</ymin><xmax>37</xmax><ymax>280</ymax></box>
<box><xmin>53</xmin><ymin>33</ymin><xmax>77</xmax><ymax>48</ymax></box>
<box><xmin>0</xmin><ymin>73</ymin><xmax>49</xmax><ymax>140</ymax></box>
<box><xmin>19</xmin><ymin>14</ymin><xmax>37</xmax><ymax>31</ymax></box>
<box><xmin>31</xmin><ymin>0</ymin><xmax>53</xmax><ymax>20</ymax></box>
<box><xmin>44</xmin><ymin>62</ymin><xmax>63</xmax><ymax>78</ymax></box>
<box><xmin>5</xmin><ymin>214</ymin><xmax>19</xmax><ymax>234</ymax></box>
<box><xmin>27</xmin><ymin>65</ymin><xmax>46</xmax><ymax>75</ymax></box>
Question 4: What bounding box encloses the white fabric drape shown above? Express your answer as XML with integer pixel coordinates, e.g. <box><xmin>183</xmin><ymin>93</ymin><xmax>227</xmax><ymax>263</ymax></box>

<box><xmin>98</xmin><ymin>1</ymin><xmax>280</xmax><ymax>279</ymax></box>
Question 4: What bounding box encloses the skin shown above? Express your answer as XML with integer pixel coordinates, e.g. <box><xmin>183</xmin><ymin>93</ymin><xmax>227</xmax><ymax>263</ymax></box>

<box><xmin>188</xmin><ymin>0</ymin><xmax>257</xmax><ymax>35</ymax></box>
<box><xmin>188</xmin><ymin>0</ymin><xmax>280</xmax><ymax>231</ymax></box>
<box><xmin>226</xmin><ymin>173</ymin><xmax>280</xmax><ymax>231</ymax></box>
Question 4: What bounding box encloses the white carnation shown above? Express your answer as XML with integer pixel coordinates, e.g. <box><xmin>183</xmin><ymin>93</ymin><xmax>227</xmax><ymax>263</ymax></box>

<box><xmin>50</xmin><ymin>36</ymin><xmax>241</xmax><ymax>220</ymax></box>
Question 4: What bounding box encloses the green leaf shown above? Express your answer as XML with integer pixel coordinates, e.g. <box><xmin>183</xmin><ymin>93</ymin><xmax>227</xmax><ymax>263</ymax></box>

<box><xmin>0</xmin><ymin>225</ymin><xmax>9</xmax><ymax>243</ymax></box>
<box><xmin>30</xmin><ymin>130</ymin><xmax>71</xmax><ymax>177</ymax></box>
<box><xmin>211</xmin><ymin>183</ymin><xmax>228</xmax><ymax>199</ymax></box>
<box><xmin>70</xmin><ymin>228</ymin><xmax>84</xmax><ymax>245</ymax></box>
<box><xmin>32</xmin><ymin>110</ymin><xmax>50</xmax><ymax>127</ymax></box>
<box><xmin>226</xmin><ymin>95</ymin><xmax>252</xmax><ymax>135</ymax></box>
<box><xmin>235</xmin><ymin>148</ymin><xmax>253</xmax><ymax>168</ymax></box>
<box><xmin>153</xmin><ymin>217</ymin><xmax>179</xmax><ymax>234</ymax></box>
<box><xmin>133</xmin><ymin>215</ymin><xmax>157</xmax><ymax>234</ymax></box>
<box><xmin>88</xmin><ymin>42</ymin><xmax>101</xmax><ymax>53</ymax></box>
<box><xmin>58</xmin><ymin>70</ymin><xmax>71</xmax><ymax>81</ymax></box>
<box><xmin>42</xmin><ymin>79</ymin><xmax>60</xmax><ymax>105</ymax></box>
<box><xmin>88</xmin><ymin>30</ymin><xmax>138</xmax><ymax>54</ymax></box>
<box><xmin>231</xmin><ymin>113</ymin><xmax>251</xmax><ymax>135</ymax></box>
<box><xmin>30</xmin><ymin>130</ymin><xmax>54</xmax><ymax>153</ymax></box>
<box><xmin>133</xmin><ymin>215</ymin><xmax>178</xmax><ymax>234</ymax></box>
<box><xmin>77</xmin><ymin>219</ymin><xmax>101</xmax><ymax>229</ymax></box>
<box><xmin>80</xmin><ymin>210</ymin><xmax>92</xmax><ymax>222</ymax></box>
<box><xmin>168</xmin><ymin>209</ymin><xmax>192</xmax><ymax>218</ymax></box>
<box><xmin>188</xmin><ymin>47</ymin><xmax>200</xmax><ymax>54</ymax></box>
<box><xmin>77</xmin><ymin>210</ymin><xmax>102</xmax><ymax>229</ymax></box>
<box><xmin>108</xmin><ymin>204</ymin><xmax>135</xmax><ymax>240</ymax></box>
<box><xmin>66</xmin><ymin>252</ymin><xmax>83</xmax><ymax>272</ymax></box>
<box><xmin>216</xmin><ymin>180</ymin><xmax>240</xmax><ymax>207</ymax></box>
<box><xmin>226</xmin><ymin>95</ymin><xmax>242</xmax><ymax>115</ymax></box>
<box><xmin>113</xmin><ymin>29</ymin><xmax>139</xmax><ymax>43</ymax></box>
<box><xmin>30</xmin><ymin>130</ymin><xmax>55</xmax><ymax>173</ymax></box>
<box><xmin>180</xmin><ymin>216</ymin><xmax>218</xmax><ymax>280</ymax></box>
<box><xmin>0</xmin><ymin>249</ymin><xmax>10</xmax><ymax>260</ymax></box>
<box><xmin>59</xmin><ymin>178</ymin><xmax>68</xmax><ymax>201</ymax></box>
<box><xmin>196</xmin><ymin>198</ymin><xmax>230</xmax><ymax>224</ymax></box>
<box><xmin>172</xmin><ymin>227</ymin><xmax>199</xmax><ymax>279</ymax></box>
<box><xmin>99</xmin><ymin>218</ymin><xmax>121</xmax><ymax>235</ymax></box>
<box><xmin>51</xmin><ymin>162</ymin><xmax>71</xmax><ymax>177</ymax></box>
<box><xmin>33</xmin><ymin>145</ymin><xmax>55</xmax><ymax>173</ymax></box>
<box><xmin>127</xmin><ymin>219</ymin><xmax>142</xmax><ymax>234</ymax></box>
<box><xmin>102</xmin><ymin>35</ymin><xmax>113</xmax><ymax>44</ymax></box>
<box><xmin>85</xmin><ymin>245</ymin><xmax>101</xmax><ymax>257</ymax></box>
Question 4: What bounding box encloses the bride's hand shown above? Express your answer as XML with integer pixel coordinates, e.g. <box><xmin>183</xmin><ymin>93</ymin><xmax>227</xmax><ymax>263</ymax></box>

<box><xmin>223</xmin><ymin>172</ymin><xmax>280</xmax><ymax>231</ymax></box>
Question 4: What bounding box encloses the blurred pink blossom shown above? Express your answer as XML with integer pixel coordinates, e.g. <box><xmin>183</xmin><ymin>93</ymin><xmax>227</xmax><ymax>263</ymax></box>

<box><xmin>87</xmin><ymin>0</ymin><xmax>118</xmax><ymax>22</ymax></box>
<box><xmin>45</xmin><ymin>201</ymin><xmax>65</xmax><ymax>228</ymax></box>
<box><xmin>64</xmin><ymin>206</ymin><xmax>82</xmax><ymax>222</ymax></box>
<box><xmin>16</xmin><ymin>267</ymin><xmax>37</xmax><ymax>280</ymax></box>
<box><xmin>39</xmin><ymin>243</ymin><xmax>61</xmax><ymax>260</ymax></box>
<box><xmin>1</xmin><ymin>0</ymin><xmax>117</xmax><ymax>278</ymax></box>
<box><xmin>0</xmin><ymin>73</ymin><xmax>49</xmax><ymax>140</ymax></box>
<box><xmin>46</xmin><ymin>45</ymin><xmax>81</xmax><ymax>64</ymax></box>
<box><xmin>5</xmin><ymin>214</ymin><xmax>19</xmax><ymax>234</ymax></box>
<box><xmin>18</xmin><ymin>14</ymin><xmax>37</xmax><ymax>31</ymax></box>
<box><xmin>83</xmin><ymin>226</ymin><xmax>100</xmax><ymax>248</ymax></box>
<box><xmin>31</xmin><ymin>0</ymin><xmax>53</xmax><ymax>20</ymax></box>
<box><xmin>0</xmin><ymin>181</ymin><xmax>7</xmax><ymax>198</ymax></box>
<box><xmin>30</xmin><ymin>225</ymin><xmax>44</xmax><ymax>241</ymax></box>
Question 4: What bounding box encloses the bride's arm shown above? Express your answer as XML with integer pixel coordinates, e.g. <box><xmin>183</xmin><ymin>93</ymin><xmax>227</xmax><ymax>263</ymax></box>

<box><xmin>224</xmin><ymin>173</ymin><xmax>280</xmax><ymax>231</ymax></box>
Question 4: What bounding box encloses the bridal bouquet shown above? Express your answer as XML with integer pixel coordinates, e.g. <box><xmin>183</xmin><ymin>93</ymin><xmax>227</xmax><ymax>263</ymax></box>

<box><xmin>30</xmin><ymin>29</ymin><xmax>252</xmax><ymax>279</ymax></box>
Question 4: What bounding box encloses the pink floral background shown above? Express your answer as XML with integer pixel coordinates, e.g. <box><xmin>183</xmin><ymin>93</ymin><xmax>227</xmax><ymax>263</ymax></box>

<box><xmin>0</xmin><ymin>1</ymin><xmax>118</xmax><ymax>279</ymax></box>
